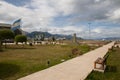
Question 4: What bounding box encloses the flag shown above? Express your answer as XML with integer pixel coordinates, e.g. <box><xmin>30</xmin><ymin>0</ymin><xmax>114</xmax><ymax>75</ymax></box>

<box><xmin>11</xmin><ymin>19</ymin><xmax>21</xmax><ymax>31</ymax></box>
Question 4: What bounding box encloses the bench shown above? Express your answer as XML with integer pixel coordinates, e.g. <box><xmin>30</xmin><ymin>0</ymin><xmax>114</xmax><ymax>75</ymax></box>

<box><xmin>94</xmin><ymin>54</ymin><xmax>109</xmax><ymax>70</ymax></box>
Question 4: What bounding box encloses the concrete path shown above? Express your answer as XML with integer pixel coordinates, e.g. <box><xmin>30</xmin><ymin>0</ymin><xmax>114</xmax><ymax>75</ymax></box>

<box><xmin>18</xmin><ymin>41</ymin><xmax>115</xmax><ymax>80</ymax></box>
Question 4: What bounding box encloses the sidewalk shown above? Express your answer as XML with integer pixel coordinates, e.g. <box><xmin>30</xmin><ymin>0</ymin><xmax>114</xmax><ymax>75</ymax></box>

<box><xmin>18</xmin><ymin>41</ymin><xmax>115</xmax><ymax>80</ymax></box>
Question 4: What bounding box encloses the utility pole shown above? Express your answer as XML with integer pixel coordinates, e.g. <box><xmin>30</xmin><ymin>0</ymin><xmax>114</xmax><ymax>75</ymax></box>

<box><xmin>88</xmin><ymin>23</ymin><xmax>91</xmax><ymax>40</ymax></box>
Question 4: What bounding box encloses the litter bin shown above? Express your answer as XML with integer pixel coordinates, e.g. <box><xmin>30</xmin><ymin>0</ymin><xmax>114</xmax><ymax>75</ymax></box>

<box><xmin>29</xmin><ymin>42</ymin><xmax>33</xmax><ymax>46</ymax></box>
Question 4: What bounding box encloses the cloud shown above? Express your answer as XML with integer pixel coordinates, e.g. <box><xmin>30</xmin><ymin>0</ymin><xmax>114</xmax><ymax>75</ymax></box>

<box><xmin>92</xmin><ymin>28</ymin><xmax>101</xmax><ymax>33</ymax></box>
<box><xmin>108</xmin><ymin>8</ymin><xmax>120</xmax><ymax>21</ymax></box>
<box><xmin>90</xmin><ymin>26</ymin><xmax>120</xmax><ymax>38</ymax></box>
<box><xmin>0</xmin><ymin>0</ymin><xmax>120</xmax><ymax>39</ymax></box>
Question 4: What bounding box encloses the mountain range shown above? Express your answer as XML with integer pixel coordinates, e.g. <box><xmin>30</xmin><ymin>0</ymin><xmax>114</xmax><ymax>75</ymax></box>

<box><xmin>26</xmin><ymin>31</ymin><xmax>82</xmax><ymax>40</ymax></box>
<box><xmin>23</xmin><ymin>31</ymin><xmax>120</xmax><ymax>40</ymax></box>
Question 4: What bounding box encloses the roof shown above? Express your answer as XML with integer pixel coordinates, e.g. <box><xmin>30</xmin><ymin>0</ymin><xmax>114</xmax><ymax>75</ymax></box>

<box><xmin>0</xmin><ymin>23</ymin><xmax>11</xmax><ymax>27</ymax></box>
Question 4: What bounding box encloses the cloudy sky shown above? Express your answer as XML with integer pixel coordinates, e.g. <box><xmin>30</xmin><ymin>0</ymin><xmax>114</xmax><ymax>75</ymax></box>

<box><xmin>0</xmin><ymin>0</ymin><xmax>120</xmax><ymax>39</ymax></box>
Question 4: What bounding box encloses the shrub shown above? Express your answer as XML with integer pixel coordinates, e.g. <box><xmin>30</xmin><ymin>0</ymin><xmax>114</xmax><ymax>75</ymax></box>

<box><xmin>15</xmin><ymin>35</ymin><xmax>27</xmax><ymax>45</ymax></box>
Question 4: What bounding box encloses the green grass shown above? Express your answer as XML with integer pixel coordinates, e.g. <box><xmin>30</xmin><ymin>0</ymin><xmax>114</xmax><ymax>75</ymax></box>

<box><xmin>0</xmin><ymin>43</ymin><xmax>92</xmax><ymax>80</ymax></box>
<box><xmin>86</xmin><ymin>47</ymin><xmax>120</xmax><ymax>80</ymax></box>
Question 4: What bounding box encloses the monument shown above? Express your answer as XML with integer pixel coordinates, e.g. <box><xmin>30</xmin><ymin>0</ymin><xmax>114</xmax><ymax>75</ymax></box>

<box><xmin>73</xmin><ymin>33</ymin><xmax>77</xmax><ymax>43</ymax></box>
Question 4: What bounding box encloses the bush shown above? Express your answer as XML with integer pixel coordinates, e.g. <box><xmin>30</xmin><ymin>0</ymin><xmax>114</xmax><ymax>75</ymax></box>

<box><xmin>15</xmin><ymin>35</ymin><xmax>27</xmax><ymax>44</ymax></box>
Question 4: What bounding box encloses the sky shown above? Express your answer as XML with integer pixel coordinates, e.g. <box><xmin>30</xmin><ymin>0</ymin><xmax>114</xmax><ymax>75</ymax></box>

<box><xmin>0</xmin><ymin>0</ymin><xmax>120</xmax><ymax>39</ymax></box>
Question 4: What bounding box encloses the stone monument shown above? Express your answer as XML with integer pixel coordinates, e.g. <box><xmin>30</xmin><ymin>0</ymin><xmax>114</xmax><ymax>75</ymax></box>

<box><xmin>73</xmin><ymin>33</ymin><xmax>77</xmax><ymax>43</ymax></box>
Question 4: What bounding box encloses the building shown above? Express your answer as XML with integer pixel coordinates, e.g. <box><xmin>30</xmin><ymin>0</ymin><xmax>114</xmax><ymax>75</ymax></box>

<box><xmin>0</xmin><ymin>23</ymin><xmax>22</xmax><ymax>36</ymax></box>
<box><xmin>0</xmin><ymin>23</ymin><xmax>11</xmax><ymax>29</ymax></box>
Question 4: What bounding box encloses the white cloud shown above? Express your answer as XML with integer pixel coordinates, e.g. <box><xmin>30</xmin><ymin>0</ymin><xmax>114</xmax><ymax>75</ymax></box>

<box><xmin>51</xmin><ymin>0</ymin><xmax>75</xmax><ymax>15</ymax></box>
<box><xmin>109</xmin><ymin>8</ymin><xmax>120</xmax><ymax>20</ymax></box>
<box><xmin>0</xmin><ymin>0</ymin><xmax>76</xmax><ymax>31</ymax></box>
<box><xmin>0</xmin><ymin>0</ymin><xmax>120</xmax><ymax>39</ymax></box>
<box><xmin>95</xmin><ymin>0</ymin><xmax>100</xmax><ymax>2</ymax></box>
<box><xmin>89</xmin><ymin>26</ymin><xmax>120</xmax><ymax>38</ymax></box>
<box><xmin>92</xmin><ymin>28</ymin><xmax>101</xmax><ymax>33</ymax></box>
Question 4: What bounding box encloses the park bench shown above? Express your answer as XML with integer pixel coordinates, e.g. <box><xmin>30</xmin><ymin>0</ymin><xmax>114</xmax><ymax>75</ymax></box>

<box><xmin>94</xmin><ymin>54</ymin><xmax>109</xmax><ymax>70</ymax></box>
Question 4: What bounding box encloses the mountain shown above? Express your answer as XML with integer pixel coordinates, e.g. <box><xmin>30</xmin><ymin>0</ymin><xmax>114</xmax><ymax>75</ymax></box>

<box><xmin>95</xmin><ymin>37</ymin><xmax>120</xmax><ymax>40</ymax></box>
<box><xmin>26</xmin><ymin>31</ymin><xmax>52</xmax><ymax>38</ymax></box>
<box><xmin>104</xmin><ymin>37</ymin><xmax>120</xmax><ymax>40</ymax></box>
<box><xmin>26</xmin><ymin>31</ymin><xmax>82</xmax><ymax>40</ymax></box>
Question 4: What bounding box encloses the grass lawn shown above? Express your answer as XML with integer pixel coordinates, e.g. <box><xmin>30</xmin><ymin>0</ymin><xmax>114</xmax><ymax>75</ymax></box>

<box><xmin>86</xmin><ymin>47</ymin><xmax>120</xmax><ymax>80</ymax></box>
<box><xmin>0</xmin><ymin>43</ymin><xmax>93</xmax><ymax>80</ymax></box>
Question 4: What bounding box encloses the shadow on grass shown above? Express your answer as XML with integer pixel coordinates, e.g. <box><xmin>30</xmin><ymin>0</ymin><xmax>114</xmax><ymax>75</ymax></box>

<box><xmin>6</xmin><ymin>47</ymin><xmax>36</xmax><ymax>49</ymax></box>
<box><xmin>0</xmin><ymin>63</ymin><xmax>20</xmax><ymax>79</ymax></box>
<box><xmin>0</xmin><ymin>49</ymin><xmax>3</xmax><ymax>52</ymax></box>
<box><xmin>1</xmin><ymin>45</ymin><xmax>36</xmax><ymax>50</ymax></box>
<box><xmin>105</xmin><ymin>65</ymin><xmax>117</xmax><ymax>73</ymax></box>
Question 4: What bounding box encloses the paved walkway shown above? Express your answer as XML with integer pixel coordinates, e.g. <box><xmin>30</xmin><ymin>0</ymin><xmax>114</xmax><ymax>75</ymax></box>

<box><xmin>18</xmin><ymin>41</ymin><xmax>115</xmax><ymax>80</ymax></box>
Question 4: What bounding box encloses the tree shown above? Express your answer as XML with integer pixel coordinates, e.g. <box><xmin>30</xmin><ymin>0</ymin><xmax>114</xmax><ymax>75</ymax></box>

<box><xmin>0</xmin><ymin>29</ymin><xmax>15</xmax><ymax>40</ymax></box>
<box><xmin>15</xmin><ymin>35</ymin><xmax>27</xmax><ymax>45</ymax></box>
<box><xmin>0</xmin><ymin>29</ymin><xmax>15</xmax><ymax>47</ymax></box>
